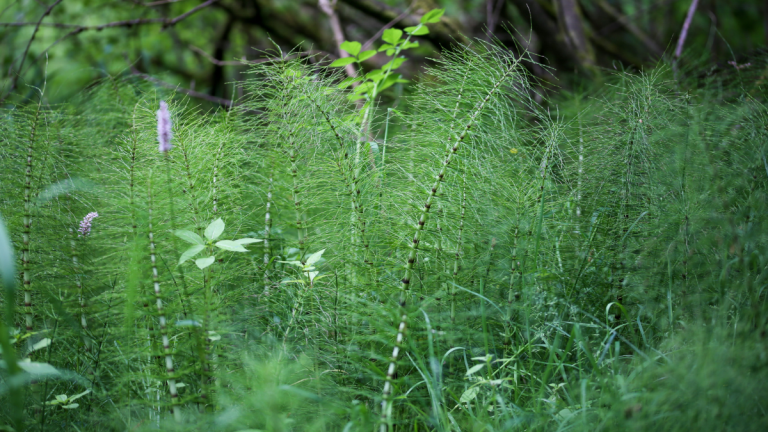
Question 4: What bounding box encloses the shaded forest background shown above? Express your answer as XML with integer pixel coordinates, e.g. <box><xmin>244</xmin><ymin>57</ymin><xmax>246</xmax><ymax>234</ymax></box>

<box><xmin>1</xmin><ymin>0</ymin><xmax>767</xmax><ymax>105</ymax></box>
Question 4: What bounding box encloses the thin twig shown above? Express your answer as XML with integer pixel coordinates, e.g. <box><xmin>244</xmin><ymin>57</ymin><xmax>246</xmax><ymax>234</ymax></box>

<box><xmin>361</xmin><ymin>6</ymin><xmax>412</xmax><ymax>51</ymax></box>
<box><xmin>319</xmin><ymin>0</ymin><xmax>358</xmax><ymax>81</ymax></box>
<box><xmin>597</xmin><ymin>0</ymin><xmax>663</xmax><ymax>57</ymax></box>
<box><xmin>128</xmin><ymin>64</ymin><xmax>236</xmax><ymax>107</ymax></box>
<box><xmin>675</xmin><ymin>0</ymin><xmax>700</xmax><ymax>59</ymax></box>
<box><xmin>1</xmin><ymin>0</ymin><xmax>217</xmax><ymax>30</ymax></box>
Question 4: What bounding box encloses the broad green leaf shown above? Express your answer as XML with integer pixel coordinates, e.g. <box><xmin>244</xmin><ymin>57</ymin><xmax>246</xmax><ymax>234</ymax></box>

<box><xmin>234</xmin><ymin>238</ymin><xmax>262</xmax><ymax>245</ymax></box>
<box><xmin>305</xmin><ymin>249</ymin><xmax>326</xmax><ymax>266</ymax></box>
<box><xmin>358</xmin><ymin>50</ymin><xmax>376</xmax><ymax>61</ymax></box>
<box><xmin>215</xmin><ymin>240</ymin><xmax>248</xmax><ymax>252</ymax></box>
<box><xmin>208</xmin><ymin>331</ymin><xmax>221</xmax><ymax>341</ymax></box>
<box><xmin>31</xmin><ymin>338</ymin><xmax>51</xmax><ymax>352</ymax></box>
<box><xmin>329</xmin><ymin>57</ymin><xmax>357</xmax><ymax>67</ymax></box>
<box><xmin>175</xmin><ymin>230</ymin><xmax>204</xmax><ymax>245</ymax></box>
<box><xmin>377</xmin><ymin>43</ymin><xmax>394</xmax><ymax>52</ymax></box>
<box><xmin>402</xmin><ymin>41</ymin><xmax>420</xmax><ymax>49</ymax></box>
<box><xmin>382</xmin><ymin>57</ymin><xmax>406</xmax><ymax>71</ymax></box>
<box><xmin>204</xmin><ymin>218</ymin><xmax>225</xmax><ymax>241</ymax></box>
<box><xmin>354</xmin><ymin>82</ymin><xmax>374</xmax><ymax>95</ymax></box>
<box><xmin>366</xmin><ymin>70</ymin><xmax>384</xmax><ymax>82</ymax></box>
<box><xmin>557</xmin><ymin>408</ymin><xmax>574</xmax><ymax>420</ymax></box>
<box><xmin>35</xmin><ymin>178</ymin><xmax>97</xmax><ymax>204</ymax></box>
<box><xmin>176</xmin><ymin>320</ymin><xmax>202</xmax><ymax>327</ymax></box>
<box><xmin>17</xmin><ymin>361</ymin><xmax>60</xmax><ymax>377</ymax></box>
<box><xmin>340</xmin><ymin>40</ymin><xmax>361</xmax><ymax>56</ymax></box>
<box><xmin>179</xmin><ymin>245</ymin><xmax>204</xmax><ymax>264</ymax></box>
<box><xmin>308</xmin><ymin>271</ymin><xmax>319</xmax><ymax>282</ymax></box>
<box><xmin>195</xmin><ymin>256</ymin><xmax>216</xmax><ymax>269</ymax></box>
<box><xmin>471</xmin><ymin>355</ymin><xmax>493</xmax><ymax>361</ymax></box>
<box><xmin>465</xmin><ymin>363</ymin><xmax>486</xmax><ymax>376</ymax></box>
<box><xmin>377</xmin><ymin>74</ymin><xmax>408</xmax><ymax>93</ymax></box>
<box><xmin>69</xmin><ymin>389</ymin><xmax>91</xmax><ymax>401</ymax></box>
<box><xmin>313</xmin><ymin>274</ymin><xmax>331</xmax><ymax>282</ymax></box>
<box><xmin>338</xmin><ymin>76</ymin><xmax>361</xmax><ymax>89</ymax></box>
<box><xmin>404</xmin><ymin>25</ymin><xmax>429</xmax><ymax>36</ymax></box>
<box><xmin>420</xmin><ymin>8</ymin><xmax>444</xmax><ymax>23</ymax></box>
<box><xmin>459</xmin><ymin>386</ymin><xmax>479</xmax><ymax>404</ymax></box>
<box><xmin>382</xmin><ymin>28</ymin><xmax>403</xmax><ymax>45</ymax></box>
<box><xmin>62</xmin><ymin>403</ymin><xmax>79</xmax><ymax>409</ymax></box>
<box><xmin>55</xmin><ymin>394</ymin><xmax>68</xmax><ymax>402</ymax></box>
<box><xmin>277</xmin><ymin>260</ymin><xmax>302</xmax><ymax>267</ymax></box>
<box><xmin>0</xmin><ymin>214</ymin><xmax>16</xmax><ymax>296</ymax></box>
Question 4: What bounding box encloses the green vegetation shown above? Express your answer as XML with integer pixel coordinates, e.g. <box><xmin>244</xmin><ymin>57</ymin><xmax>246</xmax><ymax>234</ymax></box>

<box><xmin>1</xmin><ymin>22</ymin><xmax>768</xmax><ymax>432</ymax></box>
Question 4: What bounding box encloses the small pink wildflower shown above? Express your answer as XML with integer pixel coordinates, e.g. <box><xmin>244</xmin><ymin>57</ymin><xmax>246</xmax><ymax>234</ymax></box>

<box><xmin>78</xmin><ymin>212</ymin><xmax>99</xmax><ymax>237</ymax></box>
<box><xmin>157</xmin><ymin>101</ymin><xmax>173</xmax><ymax>153</ymax></box>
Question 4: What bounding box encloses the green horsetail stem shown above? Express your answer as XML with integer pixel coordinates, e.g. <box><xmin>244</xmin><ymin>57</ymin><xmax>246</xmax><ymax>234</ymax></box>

<box><xmin>306</xmin><ymin>93</ymin><xmax>370</xmax><ymax>260</ymax></box>
<box><xmin>505</xmin><ymin>224</ymin><xmax>520</xmax><ymax>347</ymax></box>
<box><xmin>174</xmin><ymin>140</ymin><xmax>212</xmax><ymax>407</ymax></box>
<box><xmin>289</xmin><ymin>141</ymin><xmax>306</xmax><ymax>262</ymax></box>
<box><xmin>451</xmin><ymin>182</ymin><xmax>467</xmax><ymax>323</ymax></box>
<box><xmin>163</xmin><ymin>154</ymin><xmax>191</xmax><ymax>319</ymax></box>
<box><xmin>22</xmin><ymin>99</ymin><xmax>42</xmax><ymax>337</ymax></box>
<box><xmin>380</xmin><ymin>56</ymin><xmax>522</xmax><ymax>432</ymax></box>
<box><xmin>212</xmin><ymin>142</ymin><xmax>223</xmax><ymax>214</ymax></box>
<box><xmin>179</xmin><ymin>138</ymin><xmax>202</xmax><ymax>231</ymax></box>
<box><xmin>264</xmin><ymin>173</ymin><xmax>273</xmax><ymax>295</ymax></box>
<box><xmin>147</xmin><ymin>175</ymin><xmax>182</xmax><ymax>422</ymax></box>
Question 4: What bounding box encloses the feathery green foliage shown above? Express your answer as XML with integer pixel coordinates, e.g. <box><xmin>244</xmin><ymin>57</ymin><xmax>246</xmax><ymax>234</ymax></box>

<box><xmin>1</xmin><ymin>39</ymin><xmax>767</xmax><ymax>432</ymax></box>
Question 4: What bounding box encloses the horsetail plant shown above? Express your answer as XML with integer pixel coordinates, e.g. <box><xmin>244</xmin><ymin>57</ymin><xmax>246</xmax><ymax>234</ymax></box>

<box><xmin>146</xmin><ymin>174</ymin><xmax>182</xmax><ymax>422</ymax></box>
<box><xmin>263</xmin><ymin>173</ymin><xmax>273</xmax><ymax>295</ymax></box>
<box><xmin>22</xmin><ymin>93</ymin><xmax>44</xmax><ymax>338</ymax></box>
<box><xmin>3</xmin><ymin>21</ymin><xmax>768</xmax><ymax>432</ymax></box>
<box><xmin>451</xmin><ymin>181</ymin><xmax>467</xmax><ymax>323</ymax></box>
<box><xmin>278</xmin><ymin>248</ymin><xmax>326</xmax><ymax>349</ymax></box>
<box><xmin>175</xmin><ymin>218</ymin><xmax>260</xmax><ymax>405</ymax></box>
<box><xmin>380</xmin><ymin>43</ymin><xmax>530</xmax><ymax>430</ymax></box>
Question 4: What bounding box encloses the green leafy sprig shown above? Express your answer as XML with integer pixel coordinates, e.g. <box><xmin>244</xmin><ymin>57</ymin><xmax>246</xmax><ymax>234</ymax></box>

<box><xmin>331</xmin><ymin>8</ymin><xmax>444</xmax><ymax>105</ymax></box>
<box><xmin>175</xmin><ymin>218</ymin><xmax>260</xmax><ymax>269</ymax></box>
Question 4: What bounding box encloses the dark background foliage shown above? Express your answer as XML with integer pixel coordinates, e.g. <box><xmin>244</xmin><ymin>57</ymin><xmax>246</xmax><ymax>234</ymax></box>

<box><xmin>2</xmin><ymin>0</ymin><xmax>767</xmax><ymax>105</ymax></box>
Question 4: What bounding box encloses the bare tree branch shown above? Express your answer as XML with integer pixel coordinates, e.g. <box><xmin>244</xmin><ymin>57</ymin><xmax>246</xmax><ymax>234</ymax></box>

<box><xmin>597</xmin><ymin>0</ymin><xmax>663</xmax><ymax>58</ymax></box>
<box><xmin>361</xmin><ymin>5</ymin><xmax>412</xmax><ymax>51</ymax></box>
<box><xmin>555</xmin><ymin>0</ymin><xmax>597</xmax><ymax>72</ymax></box>
<box><xmin>0</xmin><ymin>0</ymin><xmax>217</xmax><ymax>30</ymax></box>
<box><xmin>340</xmin><ymin>0</ymin><xmax>466</xmax><ymax>47</ymax></box>
<box><xmin>129</xmin><ymin>63</ymin><xmax>236</xmax><ymax>107</ymax></box>
<box><xmin>319</xmin><ymin>0</ymin><xmax>358</xmax><ymax>81</ymax></box>
<box><xmin>675</xmin><ymin>0</ymin><xmax>700</xmax><ymax>59</ymax></box>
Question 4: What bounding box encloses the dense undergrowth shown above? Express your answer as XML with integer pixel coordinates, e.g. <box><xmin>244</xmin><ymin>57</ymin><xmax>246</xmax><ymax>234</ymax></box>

<box><xmin>1</xmin><ymin>40</ymin><xmax>768</xmax><ymax>432</ymax></box>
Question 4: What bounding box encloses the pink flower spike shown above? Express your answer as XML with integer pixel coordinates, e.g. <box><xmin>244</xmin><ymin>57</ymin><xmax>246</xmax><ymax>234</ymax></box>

<box><xmin>157</xmin><ymin>101</ymin><xmax>173</xmax><ymax>153</ymax></box>
<box><xmin>78</xmin><ymin>212</ymin><xmax>99</xmax><ymax>237</ymax></box>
